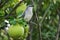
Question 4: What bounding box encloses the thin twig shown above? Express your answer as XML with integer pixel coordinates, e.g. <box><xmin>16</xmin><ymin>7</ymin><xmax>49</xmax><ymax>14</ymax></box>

<box><xmin>35</xmin><ymin>3</ymin><xmax>52</xmax><ymax>40</ymax></box>
<box><xmin>40</xmin><ymin>3</ymin><xmax>52</xmax><ymax>24</ymax></box>
<box><xmin>30</xmin><ymin>21</ymin><xmax>37</xmax><ymax>26</ymax></box>
<box><xmin>32</xmin><ymin>0</ymin><xmax>43</xmax><ymax>40</ymax></box>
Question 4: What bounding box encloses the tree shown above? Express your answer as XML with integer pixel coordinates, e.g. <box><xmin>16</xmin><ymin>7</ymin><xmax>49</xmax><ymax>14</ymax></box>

<box><xmin>0</xmin><ymin>0</ymin><xmax>60</xmax><ymax>40</ymax></box>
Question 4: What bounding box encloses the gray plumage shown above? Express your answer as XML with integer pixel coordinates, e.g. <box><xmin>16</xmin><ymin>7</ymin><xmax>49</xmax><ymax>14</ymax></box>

<box><xmin>18</xmin><ymin>5</ymin><xmax>33</xmax><ymax>22</ymax></box>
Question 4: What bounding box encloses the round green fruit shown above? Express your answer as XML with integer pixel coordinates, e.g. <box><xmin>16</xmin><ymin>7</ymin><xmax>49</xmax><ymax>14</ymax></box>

<box><xmin>8</xmin><ymin>24</ymin><xmax>24</xmax><ymax>38</ymax></box>
<box><xmin>25</xmin><ymin>24</ymin><xmax>29</xmax><ymax>33</ymax></box>
<box><xmin>24</xmin><ymin>24</ymin><xmax>29</xmax><ymax>38</ymax></box>
<box><xmin>16</xmin><ymin>3</ymin><xmax>27</xmax><ymax>16</ymax></box>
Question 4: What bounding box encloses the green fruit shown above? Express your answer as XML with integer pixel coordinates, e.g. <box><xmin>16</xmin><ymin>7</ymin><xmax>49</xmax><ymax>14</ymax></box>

<box><xmin>25</xmin><ymin>25</ymin><xmax>29</xmax><ymax>33</ymax></box>
<box><xmin>8</xmin><ymin>24</ymin><xmax>24</xmax><ymax>38</ymax></box>
<box><xmin>24</xmin><ymin>24</ymin><xmax>29</xmax><ymax>37</ymax></box>
<box><xmin>16</xmin><ymin>3</ymin><xmax>27</xmax><ymax>16</ymax></box>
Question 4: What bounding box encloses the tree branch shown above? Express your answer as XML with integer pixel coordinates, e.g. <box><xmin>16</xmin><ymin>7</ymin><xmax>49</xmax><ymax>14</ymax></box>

<box><xmin>56</xmin><ymin>8</ymin><xmax>60</xmax><ymax>40</ymax></box>
<box><xmin>31</xmin><ymin>0</ymin><xmax>43</xmax><ymax>40</ymax></box>
<box><xmin>32</xmin><ymin>0</ymin><xmax>42</xmax><ymax>40</ymax></box>
<box><xmin>35</xmin><ymin>3</ymin><xmax>52</xmax><ymax>40</ymax></box>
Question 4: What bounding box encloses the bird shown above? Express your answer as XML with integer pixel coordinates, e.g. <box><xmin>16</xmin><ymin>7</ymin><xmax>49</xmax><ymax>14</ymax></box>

<box><xmin>18</xmin><ymin>5</ymin><xmax>34</xmax><ymax>22</ymax></box>
<box><xmin>18</xmin><ymin>5</ymin><xmax>37</xmax><ymax>25</ymax></box>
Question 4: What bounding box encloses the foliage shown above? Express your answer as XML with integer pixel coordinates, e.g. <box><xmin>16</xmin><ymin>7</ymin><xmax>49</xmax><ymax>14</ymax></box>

<box><xmin>0</xmin><ymin>0</ymin><xmax>60</xmax><ymax>40</ymax></box>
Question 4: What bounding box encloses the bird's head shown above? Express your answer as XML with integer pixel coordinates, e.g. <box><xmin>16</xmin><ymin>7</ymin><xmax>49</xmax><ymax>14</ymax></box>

<box><xmin>26</xmin><ymin>4</ymin><xmax>34</xmax><ymax>12</ymax></box>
